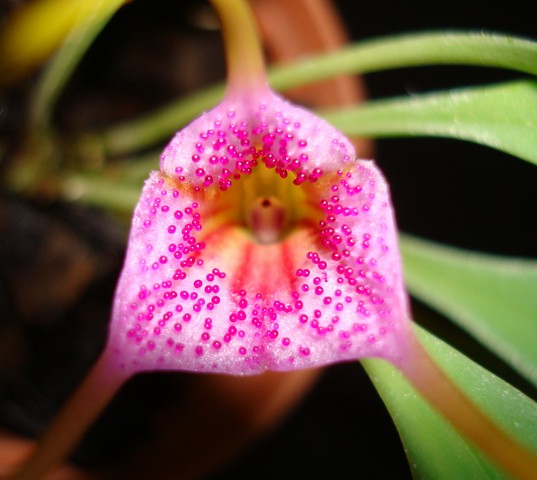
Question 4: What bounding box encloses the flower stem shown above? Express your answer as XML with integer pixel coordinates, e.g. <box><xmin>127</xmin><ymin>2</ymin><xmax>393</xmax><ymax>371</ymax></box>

<box><xmin>210</xmin><ymin>0</ymin><xmax>266</xmax><ymax>94</ymax></box>
<box><xmin>9</xmin><ymin>353</ymin><xmax>128</xmax><ymax>480</ymax></box>
<box><xmin>396</xmin><ymin>334</ymin><xmax>537</xmax><ymax>480</ymax></box>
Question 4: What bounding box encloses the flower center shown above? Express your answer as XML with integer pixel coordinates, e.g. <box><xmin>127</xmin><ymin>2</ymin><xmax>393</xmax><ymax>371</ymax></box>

<box><xmin>239</xmin><ymin>164</ymin><xmax>313</xmax><ymax>244</ymax></box>
<box><xmin>248</xmin><ymin>196</ymin><xmax>285</xmax><ymax>244</ymax></box>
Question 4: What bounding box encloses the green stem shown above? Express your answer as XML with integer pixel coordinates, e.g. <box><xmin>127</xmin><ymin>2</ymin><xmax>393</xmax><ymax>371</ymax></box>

<box><xmin>210</xmin><ymin>0</ymin><xmax>266</xmax><ymax>94</ymax></box>
<box><xmin>395</xmin><ymin>334</ymin><xmax>537</xmax><ymax>480</ymax></box>
<box><xmin>9</xmin><ymin>353</ymin><xmax>128</xmax><ymax>480</ymax></box>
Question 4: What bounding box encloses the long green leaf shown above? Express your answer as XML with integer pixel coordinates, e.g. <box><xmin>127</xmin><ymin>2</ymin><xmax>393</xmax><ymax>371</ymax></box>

<box><xmin>400</xmin><ymin>234</ymin><xmax>537</xmax><ymax>387</ymax></box>
<box><xmin>323</xmin><ymin>80</ymin><xmax>537</xmax><ymax>166</ymax></box>
<box><xmin>30</xmin><ymin>0</ymin><xmax>126</xmax><ymax>129</ymax></box>
<box><xmin>101</xmin><ymin>84</ymin><xmax>225</xmax><ymax>156</ymax></box>
<box><xmin>101</xmin><ymin>32</ymin><xmax>537</xmax><ymax>156</ymax></box>
<box><xmin>362</xmin><ymin>325</ymin><xmax>537</xmax><ymax>480</ymax></box>
<box><xmin>61</xmin><ymin>172</ymin><xmax>142</xmax><ymax>211</ymax></box>
<box><xmin>270</xmin><ymin>31</ymin><xmax>537</xmax><ymax>91</ymax></box>
<box><xmin>59</xmin><ymin>151</ymin><xmax>159</xmax><ymax>210</ymax></box>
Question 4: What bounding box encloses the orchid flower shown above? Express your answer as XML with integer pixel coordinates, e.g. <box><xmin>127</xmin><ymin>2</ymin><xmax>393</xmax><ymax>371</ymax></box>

<box><xmin>9</xmin><ymin>1</ymin><xmax>537</xmax><ymax>479</ymax></box>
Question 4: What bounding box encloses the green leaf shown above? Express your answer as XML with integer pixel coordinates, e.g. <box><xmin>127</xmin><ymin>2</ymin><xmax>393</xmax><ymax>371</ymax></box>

<box><xmin>400</xmin><ymin>234</ymin><xmax>537</xmax><ymax>387</ymax></box>
<box><xmin>59</xmin><ymin>152</ymin><xmax>159</xmax><ymax>211</ymax></box>
<box><xmin>101</xmin><ymin>85</ymin><xmax>225</xmax><ymax>156</ymax></box>
<box><xmin>322</xmin><ymin>80</ymin><xmax>537</xmax><ymax>166</ymax></box>
<box><xmin>60</xmin><ymin>172</ymin><xmax>142</xmax><ymax>211</ymax></box>
<box><xmin>270</xmin><ymin>31</ymin><xmax>537</xmax><ymax>91</ymax></box>
<box><xmin>30</xmin><ymin>0</ymin><xmax>126</xmax><ymax>129</ymax></box>
<box><xmin>100</xmin><ymin>32</ymin><xmax>537</xmax><ymax>156</ymax></box>
<box><xmin>362</xmin><ymin>326</ymin><xmax>537</xmax><ymax>479</ymax></box>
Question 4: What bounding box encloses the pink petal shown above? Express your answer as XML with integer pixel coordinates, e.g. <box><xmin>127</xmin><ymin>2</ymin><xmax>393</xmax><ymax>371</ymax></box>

<box><xmin>106</xmin><ymin>90</ymin><xmax>411</xmax><ymax>375</ymax></box>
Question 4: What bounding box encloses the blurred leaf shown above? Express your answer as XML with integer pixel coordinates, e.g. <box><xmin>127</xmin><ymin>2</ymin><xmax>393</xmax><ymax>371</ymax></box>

<box><xmin>59</xmin><ymin>152</ymin><xmax>158</xmax><ymax>211</ymax></box>
<box><xmin>101</xmin><ymin>84</ymin><xmax>225</xmax><ymax>156</ymax></box>
<box><xmin>362</xmin><ymin>325</ymin><xmax>537</xmax><ymax>479</ymax></box>
<box><xmin>400</xmin><ymin>234</ymin><xmax>537</xmax><ymax>387</ymax></box>
<box><xmin>323</xmin><ymin>80</ymin><xmax>537</xmax><ymax>166</ymax></box>
<box><xmin>29</xmin><ymin>0</ymin><xmax>127</xmax><ymax>129</ymax></box>
<box><xmin>101</xmin><ymin>32</ymin><xmax>537</xmax><ymax>156</ymax></box>
<box><xmin>0</xmin><ymin>0</ymin><xmax>126</xmax><ymax>87</ymax></box>
<box><xmin>61</xmin><ymin>173</ymin><xmax>141</xmax><ymax>211</ymax></box>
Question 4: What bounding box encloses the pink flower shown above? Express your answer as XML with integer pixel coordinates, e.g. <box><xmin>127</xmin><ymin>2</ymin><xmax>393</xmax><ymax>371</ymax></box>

<box><xmin>12</xmin><ymin>3</ymin><xmax>536</xmax><ymax>480</ymax></box>
<box><xmin>106</xmin><ymin>76</ymin><xmax>412</xmax><ymax>376</ymax></box>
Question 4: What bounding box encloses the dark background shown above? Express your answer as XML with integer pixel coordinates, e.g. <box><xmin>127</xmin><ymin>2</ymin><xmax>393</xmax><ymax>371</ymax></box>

<box><xmin>1</xmin><ymin>0</ymin><xmax>536</xmax><ymax>478</ymax></box>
